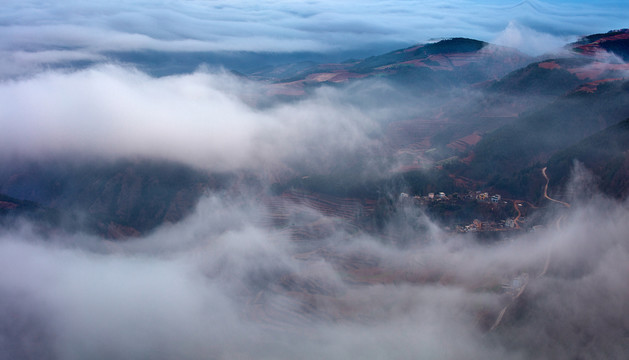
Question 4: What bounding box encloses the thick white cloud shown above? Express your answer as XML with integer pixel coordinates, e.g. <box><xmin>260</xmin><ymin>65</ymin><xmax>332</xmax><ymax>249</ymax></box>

<box><xmin>1</xmin><ymin>169</ymin><xmax>629</xmax><ymax>359</ymax></box>
<box><xmin>493</xmin><ymin>21</ymin><xmax>574</xmax><ymax>56</ymax></box>
<box><xmin>0</xmin><ymin>65</ymin><xmax>379</xmax><ymax>171</ymax></box>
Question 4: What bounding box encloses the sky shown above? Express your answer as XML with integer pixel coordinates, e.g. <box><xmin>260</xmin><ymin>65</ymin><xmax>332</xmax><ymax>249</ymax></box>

<box><xmin>1</xmin><ymin>0</ymin><xmax>628</xmax><ymax>77</ymax></box>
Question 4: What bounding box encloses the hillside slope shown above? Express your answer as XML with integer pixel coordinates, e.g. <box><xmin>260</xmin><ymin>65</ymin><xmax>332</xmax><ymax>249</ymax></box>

<box><xmin>0</xmin><ymin>159</ymin><xmax>231</xmax><ymax>238</ymax></box>
<box><xmin>470</xmin><ymin>79</ymin><xmax>629</xmax><ymax>180</ymax></box>
<box><xmin>545</xmin><ymin>118</ymin><xmax>629</xmax><ymax>198</ymax></box>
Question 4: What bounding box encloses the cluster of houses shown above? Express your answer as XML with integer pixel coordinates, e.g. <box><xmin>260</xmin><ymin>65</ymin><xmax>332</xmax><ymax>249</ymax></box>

<box><xmin>399</xmin><ymin>190</ymin><xmax>527</xmax><ymax>233</ymax></box>
<box><xmin>400</xmin><ymin>190</ymin><xmax>504</xmax><ymax>204</ymax></box>
<box><xmin>469</xmin><ymin>191</ymin><xmax>502</xmax><ymax>203</ymax></box>
<box><xmin>456</xmin><ymin>217</ymin><xmax>519</xmax><ymax>233</ymax></box>
<box><xmin>460</xmin><ymin>219</ymin><xmax>484</xmax><ymax>232</ymax></box>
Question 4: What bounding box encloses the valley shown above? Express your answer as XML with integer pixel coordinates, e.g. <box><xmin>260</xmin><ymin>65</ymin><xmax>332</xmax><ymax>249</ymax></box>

<box><xmin>1</xmin><ymin>17</ymin><xmax>629</xmax><ymax>359</ymax></box>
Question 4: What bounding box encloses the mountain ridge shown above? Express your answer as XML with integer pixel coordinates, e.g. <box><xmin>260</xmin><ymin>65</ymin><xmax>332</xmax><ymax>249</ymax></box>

<box><xmin>2</xmin><ymin>28</ymin><xmax>629</xmax><ymax>237</ymax></box>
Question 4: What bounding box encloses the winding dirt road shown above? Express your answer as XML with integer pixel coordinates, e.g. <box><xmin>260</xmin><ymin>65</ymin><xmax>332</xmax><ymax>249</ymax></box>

<box><xmin>512</xmin><ymin>201</ymin><xmax>522</xmax><ymax>229</ymax></box>
<box><xmin>490</xmin><ymin>167</ymin><xmax>571</xmax><ymax>331</ymax></box>
<box><xmin>489</xmin><ymin>273</ymin><xmax>528</xmax><ymax>332</ymax></box>
<box><xmin>542</xmin><ymin>167</ymin><xmax>571</xmax><ymax>208</ymax></box>
<box><xmin>536</xmin><ymin>167</ymin><xmax>570</xmax><ymax>278</ymax></box>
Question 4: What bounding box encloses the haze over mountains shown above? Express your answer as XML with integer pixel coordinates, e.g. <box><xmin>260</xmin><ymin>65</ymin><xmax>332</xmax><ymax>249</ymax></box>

<box><xmin>2</xmin><ymin>1</ymin><xmax>629</xmax><ymax>359</ymax></box>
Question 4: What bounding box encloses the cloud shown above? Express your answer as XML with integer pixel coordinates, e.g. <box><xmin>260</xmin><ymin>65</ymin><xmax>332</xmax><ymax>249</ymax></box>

<box><xmin>1</xmin><ymin>166</ymin><xmax>629</xmax><ymax>359</ymax></box>
<box><xmin>1</xmin><ymin>0</ymin><xmax>628</xmax><ymax>76</ymax></box>
<box><xmin>1</xmin><ymin>2</ymin><xmax>629</xmax><ymax>358</ymax></box>
<box><xmin>0</xmin><ymin>24</ymin><xmax>330</xmax><ymax>54</ymax></box>
<box><xmin>493</xmin><ymin>21</ymin><xmax>574</xmax><ymax>56</ymax></box>
<box><xmin>0</xmin><ymin>65</ymin><xmax>382</xmax><ymax>172</ymax></box>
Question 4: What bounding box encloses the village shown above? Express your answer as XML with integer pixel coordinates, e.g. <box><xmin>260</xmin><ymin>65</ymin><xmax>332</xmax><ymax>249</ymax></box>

<box><xmin>399</xmin><ymin>189</ymin><xmax>535</xmax><ymax>234</ymax></box>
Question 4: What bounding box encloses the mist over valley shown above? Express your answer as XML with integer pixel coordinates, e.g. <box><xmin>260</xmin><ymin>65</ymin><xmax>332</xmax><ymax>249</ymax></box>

<box><xmin>2</xmin><ymin>1</ymin><xmax>629</xmax><ymax>359</ymax></box>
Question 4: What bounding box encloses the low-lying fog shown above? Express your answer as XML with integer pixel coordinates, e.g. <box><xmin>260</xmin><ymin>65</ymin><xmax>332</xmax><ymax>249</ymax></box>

<box><xmin>1</xmin><ymin>164</ymin><xmax>628</xmax><ymax>360</ymax></box>
<box><xmin>2</xmin><ymin>4</ymin><xmax>628</xmax><ymax>355</ymax></box>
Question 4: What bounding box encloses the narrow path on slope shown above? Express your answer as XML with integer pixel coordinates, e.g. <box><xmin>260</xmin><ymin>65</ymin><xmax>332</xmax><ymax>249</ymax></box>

<box><xmin>542</xmin><ymin>167</ymin><xmax>571</xmax><ymax>208</ymax></box>
<box><xmin>489</xmin><ymin>275</ymin><xmax>528</xmax><ymax>332</ymax></box>
<box><xmin>490</xmin><ymin>167</ymin><xmax>571</xmax><ymax>331</ymax></box>
<box><xmin>513</xmin><ymin>200</ymin><xmax>522</xmax><ymax>229</ymax></box>
<box><xmin>537</xmin><ymin>167</ymin><xmax>571</xmax><ymax>278</ymax></box>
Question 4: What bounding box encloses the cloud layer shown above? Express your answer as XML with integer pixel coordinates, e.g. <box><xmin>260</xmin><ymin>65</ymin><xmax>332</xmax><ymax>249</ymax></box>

<box><xmin>1</xmin><ymin>0</ymin><xmax>628</xmax><ymax>76</ymax></box>
<box><xmin>0</xmin><ymin>65</ymin><xmax>387</xmax><ymax>171</ymax></box>
<box><xmin>1</xmin><ymin>167</ymin><xmax>629</xmax><ymax>359</ymax></box>
<box><xmin>1</xmin><ymin>2</ymin><xmax>628</xmax><ymax>359</ymax></box>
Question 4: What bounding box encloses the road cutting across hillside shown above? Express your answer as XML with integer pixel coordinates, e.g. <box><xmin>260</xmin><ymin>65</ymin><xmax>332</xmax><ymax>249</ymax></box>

<box><xmin>542</xmin><ymin>167</ymin><xmax>571</xmax><ymax>208</ymax></box>
<box><xmin>536</xmin><ymin>167</ymin><xmax>571</xmax><ymax>278</ymax></box>
<box><xmin>490</xmin><ymin>167</ymin><xmax>571</xmax><ymax>331</ymax></box>
<box><xmin>512</xmin><ymin>200</ymin><xmax>522</xmax><ymax>229</ymax></box>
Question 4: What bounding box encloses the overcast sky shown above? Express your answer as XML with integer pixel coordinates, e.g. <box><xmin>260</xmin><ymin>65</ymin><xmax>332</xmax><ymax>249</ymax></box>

<box><xmin>1</xmin><ymin>0</ymin><xmax>628</xmax><ymax>73</ymax></box>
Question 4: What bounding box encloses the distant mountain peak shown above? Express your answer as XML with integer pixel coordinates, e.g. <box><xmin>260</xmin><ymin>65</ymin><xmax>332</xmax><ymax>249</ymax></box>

<box><xmin>400</xmin><ymin>38</ymin><xmax>487</xmax><ymax>55</ymax></box>
<box><xmin>575</xmin><ymin>28</ymin><xmax>629</xmax><ymax>45</ymax></box>
<box><xmin>423</xmin><ymin>37</ymin><xmax>487</xmax><ymax>53</ymax></box>
<box><xmin>572</xmin><ymin>29</ymin><xmax>629</xmax><ymax>60</ymax></box>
